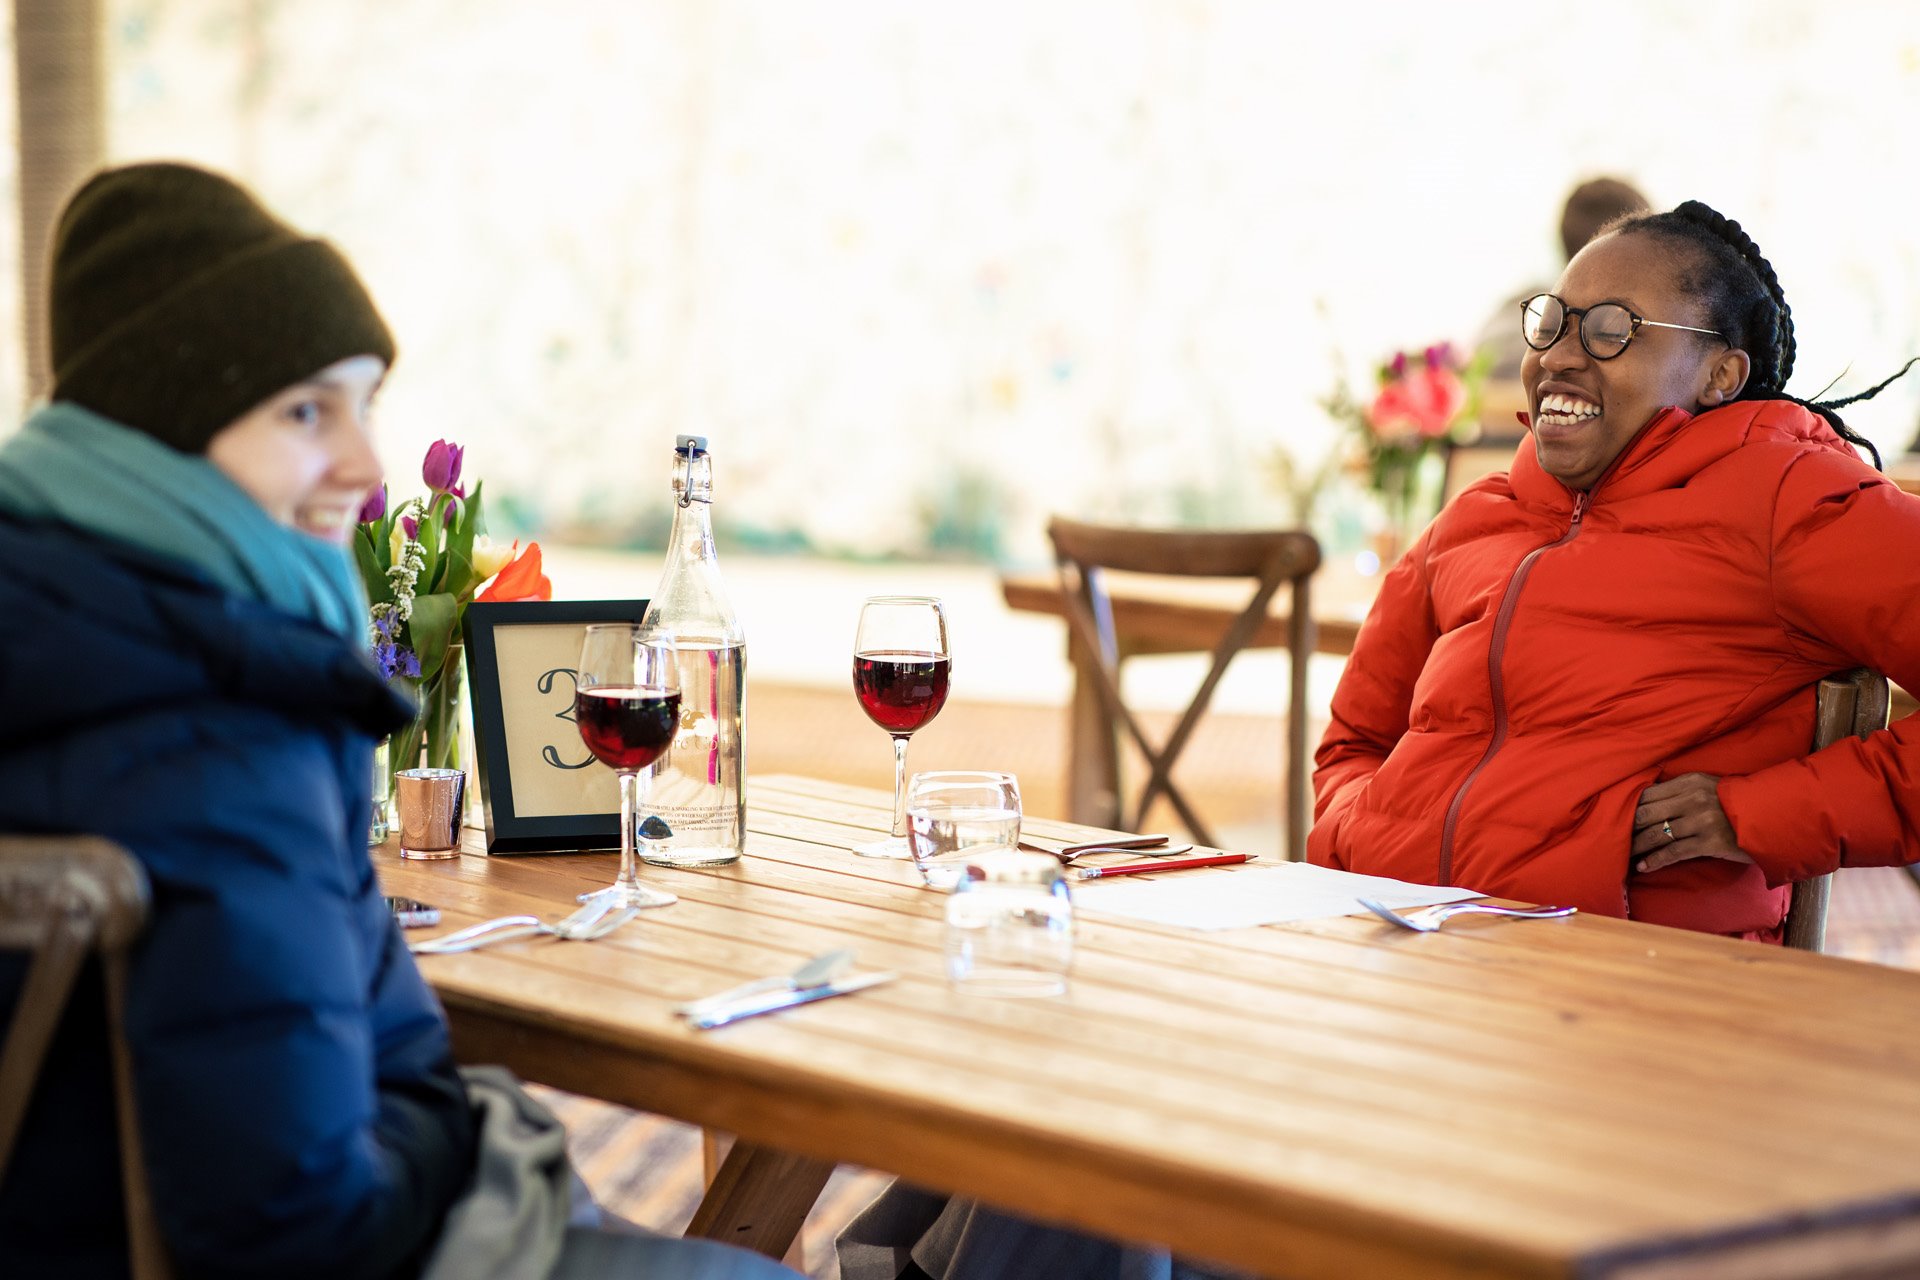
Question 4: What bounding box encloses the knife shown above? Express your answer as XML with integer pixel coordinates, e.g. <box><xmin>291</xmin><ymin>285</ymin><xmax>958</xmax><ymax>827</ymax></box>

<box><xmin>681</xmin><ymin>970</ymin><xmax>898</xmax><ymax>1030</ymax></box>
<box><xmin>675</xmin><ymin>948</ymin><xmax>857</xmax><ymax>1017</ymax></box>
<box><xmin>1070</xmin><ymin>852</ymin><xmax>1256</xmax><ymax>880</ymax></box>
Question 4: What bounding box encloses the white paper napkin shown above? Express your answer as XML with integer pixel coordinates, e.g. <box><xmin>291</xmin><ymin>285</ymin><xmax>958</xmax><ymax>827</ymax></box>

<box><xmin>1072</xmin><ymin>860</ymin><xmax>1483</xmax><ymax>931</ymax></box>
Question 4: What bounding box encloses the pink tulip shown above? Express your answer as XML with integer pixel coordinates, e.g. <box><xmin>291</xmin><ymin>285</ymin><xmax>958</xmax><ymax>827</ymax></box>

<box><xmin>422</xmin><ymin>439</ymin><xmax>465</xmax><ymax>494</ymax></box>
<box><xmin>357</xmin><ymin>484</ymin><xmax>387</xmax><ymax>524</ymax></box>
<box><xmin>1368</xmin><ymin>364</ymin><xmax>1467</xmax><ymax>440</ymax></box>
<box><xmin>401</xmin><ymin>514</ymin><xmax>418</xmax><ymax>541</ymax></box>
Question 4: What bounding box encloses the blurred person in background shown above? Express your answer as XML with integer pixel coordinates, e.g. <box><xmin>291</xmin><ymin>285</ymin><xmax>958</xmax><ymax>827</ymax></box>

<box><xmin>0</xmin><ymin>161</ymin><xmax>799</xmax><ymax>1280</ymax></box>
<box><xmin>1476</xmin><ymin>177</ymin><xmax>1652</xmax><ymax>381</ymax></box>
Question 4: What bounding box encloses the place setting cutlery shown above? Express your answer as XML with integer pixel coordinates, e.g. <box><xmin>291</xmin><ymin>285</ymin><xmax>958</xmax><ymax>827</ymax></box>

<box><xmin>409</xmin><ymin>899</ymin><xmax>641</xmax><ymax>954</ymax></box>
<box><xmin>676</xmin><ymin>947</ymin><xmax>897</xmax><ymax>1030</ymax></box>
<box><xmin>1356</xmin><ymin>898</ymin><xmax>1576</xmax><ymax>933</ymax></box>
<box><xmin>1012</xmin><ymin>832</ymin><xmax>1273</xmax><ymax>883</ymax></box>
<box><xmin>1067</xmin><ymin>851</ymin><xmax>1254</xmax><ymax>881</ymax></box>
<box><xmin>1017</xmin><ymin>833</ymin><xmax>1196</xmax><ymax>865</ymax></box>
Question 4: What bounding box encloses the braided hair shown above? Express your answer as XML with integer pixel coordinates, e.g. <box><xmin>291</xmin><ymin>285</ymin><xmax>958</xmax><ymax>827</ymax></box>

<box><xmin>1612</xmin><ymin>200</ymin><xmax>1916</xmax><ymax>470</ymax></box>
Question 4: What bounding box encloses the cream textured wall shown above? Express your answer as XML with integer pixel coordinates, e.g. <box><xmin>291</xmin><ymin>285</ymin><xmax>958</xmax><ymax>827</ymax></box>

<box><xmin>68</xmin><ymin>0</ymin><xmax>1920</xmax><ymax>559</ymax></box>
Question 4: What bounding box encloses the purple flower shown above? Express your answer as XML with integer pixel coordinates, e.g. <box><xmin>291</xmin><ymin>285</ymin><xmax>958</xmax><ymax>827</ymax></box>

<box><xmin>373</xmin><ymin>640</ymin><xmax>422</xmax><ymax>682</ymax></box>
<box><xmin>1389</xmin><ymin>351</ymin><xmax>1408</xmax><ymax>379</ymax></box>
<box><xmin>401</xmin><ymin>514</ymin><xmax>418</xmax><ymax>541</ymax></box>
<box><xmin>357</xmin><ymin>483</ymin><xmax>387</xmax><ymax>524</ymax></box>
<box><xmin>373</xmin><ymin>612</ymin><xmax>397</xmax><ymax>640</ymax></box>
<box><xmin>422</xmin><ymin>439</ymin><xmax>465</xmax><ymax>494</ymax></box>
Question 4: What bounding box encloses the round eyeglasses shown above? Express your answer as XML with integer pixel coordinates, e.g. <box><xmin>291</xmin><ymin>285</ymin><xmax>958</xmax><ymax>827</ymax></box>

<box><xmin>1520</xmin><ymin>293</ymin><xmax>1726</xmax><ymax>361</ymax></box>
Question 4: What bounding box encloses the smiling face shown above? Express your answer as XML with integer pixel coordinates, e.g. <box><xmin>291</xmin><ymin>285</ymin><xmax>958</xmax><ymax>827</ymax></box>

<box><xmin>1522</xmin><ymin>232</ymin><xmax>1748</xmax><ymax>491</ymax></box>
<box><xmin>204</xmin><ymin>354</ymin><xmax>386</xmax><ymax>543</ymax></box>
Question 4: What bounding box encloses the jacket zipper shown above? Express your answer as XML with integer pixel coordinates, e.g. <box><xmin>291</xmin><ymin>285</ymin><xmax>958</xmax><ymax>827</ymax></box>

<box><xmin>1431</xmin><ymin>407</ymin><xmax>1685</xmax><ymax>887</ymax></box>
<box><xmin>1434</xmin><ymin>490</ymin><xmax>1590</xmax><ymax>887</ymax></box>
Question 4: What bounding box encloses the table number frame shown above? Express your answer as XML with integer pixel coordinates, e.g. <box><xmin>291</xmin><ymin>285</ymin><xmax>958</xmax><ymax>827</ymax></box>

<box><xmin>462</xmin><ymin>599</ymin><xmax>651</xmax><ymax>854</ymax></box>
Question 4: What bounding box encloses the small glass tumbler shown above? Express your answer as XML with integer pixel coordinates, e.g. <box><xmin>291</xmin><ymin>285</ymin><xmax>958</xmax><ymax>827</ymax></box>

<box><xmin>907</xmin><ymin>770</ymin><xmax>1021</xmax><ymax>892</ymax></box>
<box><xmin>944</xmin><ymin>847</ymin><xmax>1073</xmax><ymax>997</ymax></box>
<box><xmin>395</xmin><ymin>767</ymin><xmax>466</xmax><ymax>860</ymax></box>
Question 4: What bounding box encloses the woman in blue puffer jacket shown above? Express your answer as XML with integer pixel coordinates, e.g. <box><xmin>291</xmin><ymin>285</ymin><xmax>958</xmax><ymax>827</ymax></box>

<box><xmin>0</xmin><ymin>162</ymin><xmax>795</xmax><ymax>1280</ymax></box>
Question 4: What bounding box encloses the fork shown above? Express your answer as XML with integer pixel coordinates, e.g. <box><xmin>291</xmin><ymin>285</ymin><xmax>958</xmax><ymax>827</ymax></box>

<box><xmin>1357</xmin><ymin>898</ymin><xmax>1577</xmax><ymax>933</ymax></box>
<box><xmin>409</xmin><ymin>901</ymin><xmax>638</xmax><ymax>954</ymax></box>
<box><xmin>1018</xmin><ymin>835</ymin><xmax>1194</xmax><ymax>864</ymax></box>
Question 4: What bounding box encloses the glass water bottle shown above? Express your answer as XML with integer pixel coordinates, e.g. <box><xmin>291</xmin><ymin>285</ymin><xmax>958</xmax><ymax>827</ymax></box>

<box><xmin>641</xmin><ymin>436</ymin><xmax>746</xmax><ymax>866</ymax></box>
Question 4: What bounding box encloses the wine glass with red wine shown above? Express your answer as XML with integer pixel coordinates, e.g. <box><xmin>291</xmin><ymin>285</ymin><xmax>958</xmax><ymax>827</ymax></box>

<box><xmin>852</xmin><ymin>595</ymin><xmax>951</xmax><ymax>858</ymax></box>
<box><xmin>574</xmin><ymin>624</ymin><xmax>682</xmax><ymax>908</ymax></box>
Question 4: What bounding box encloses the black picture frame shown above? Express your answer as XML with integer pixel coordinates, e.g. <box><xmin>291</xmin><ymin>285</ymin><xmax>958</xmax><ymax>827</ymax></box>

<box><xmin>463</xmin><ymin>598</ymin><xmax>650</xmax><ymax>854</ymax></box>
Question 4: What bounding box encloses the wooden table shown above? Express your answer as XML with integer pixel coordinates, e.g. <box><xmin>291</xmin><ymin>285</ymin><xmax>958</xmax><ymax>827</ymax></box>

<box><xmin>382</xmin><ymin>776</ymin><xmax>1920</xmax><ymax>1279</ymax></box>
<box><xmin>1000</xmin><ymin>564</ymin><xmax>1373</xmax><ymax>661</ymax></box>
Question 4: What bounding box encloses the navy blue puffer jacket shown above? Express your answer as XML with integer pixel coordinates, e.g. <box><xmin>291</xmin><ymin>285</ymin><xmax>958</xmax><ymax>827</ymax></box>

<box><xmin>0</xmin><ymin>513</ymin><xmax>477</xmax><ymax>1279</ymax></box>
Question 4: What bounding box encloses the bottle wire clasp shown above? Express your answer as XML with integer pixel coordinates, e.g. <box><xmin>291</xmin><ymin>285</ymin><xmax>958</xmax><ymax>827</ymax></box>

<box><xmin>678</xmin><ymin>436</ymin><xmax>697</xmax><ymax>508</ymax></box>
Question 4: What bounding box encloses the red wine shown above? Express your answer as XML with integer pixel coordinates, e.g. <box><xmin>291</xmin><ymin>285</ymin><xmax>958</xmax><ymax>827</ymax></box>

<box><xmin>853</xmin><ymin>650</ymin><xmax>951</xmax><ymax>734</ymax></box>
<box><xmin>575</xmin><ymin>684</ymin><xmax>681</xmax><ymax>770</ymax></box>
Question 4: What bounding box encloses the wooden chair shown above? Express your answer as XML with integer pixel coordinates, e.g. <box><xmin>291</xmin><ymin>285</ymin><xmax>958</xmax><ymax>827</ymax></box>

<box><xmin>1782</xmin><ymin>669</ymin><xmax>1892</xmax><ymax>952</ymax></box>
<box><xmin>0</xmin><ymin>835</ymin><xmax>170</xmax><ymax>1279</ymax></box>
<box><xmin>1046</xmin><ymin>518</ymin><xmax>1322</xmax><ymax>861</ymax></box>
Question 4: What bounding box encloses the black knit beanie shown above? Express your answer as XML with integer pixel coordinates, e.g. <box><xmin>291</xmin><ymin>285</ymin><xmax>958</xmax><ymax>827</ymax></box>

<box><xmin>48</xmin><ymin>161</ymin><xmax>396</xmax><ymax>453</ymax></box>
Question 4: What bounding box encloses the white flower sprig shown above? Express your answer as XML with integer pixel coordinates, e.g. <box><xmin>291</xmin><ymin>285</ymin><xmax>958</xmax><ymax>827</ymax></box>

<box><xmin>369</xmin><ymin>499</ymin><xmax>428</xmax><ymax>676</ymax></box>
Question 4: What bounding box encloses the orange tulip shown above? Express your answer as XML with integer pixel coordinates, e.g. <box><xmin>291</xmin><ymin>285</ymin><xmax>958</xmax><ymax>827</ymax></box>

<box><xmin>476</xmin><ymin>540</ymin><xmax>552</xmax><ymax>602</ymax></box>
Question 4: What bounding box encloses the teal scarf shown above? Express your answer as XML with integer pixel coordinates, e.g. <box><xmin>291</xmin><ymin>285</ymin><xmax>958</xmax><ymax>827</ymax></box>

<box><xmin>0</xmin><ymin>402</ymin><xmax>367</xmax><ymax>641</ymax></box>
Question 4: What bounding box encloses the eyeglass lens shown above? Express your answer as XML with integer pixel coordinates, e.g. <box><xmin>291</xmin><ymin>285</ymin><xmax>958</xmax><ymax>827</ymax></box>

<box><xmin>1521</xmin><ymin>295</ymin><xmax>1636</xmax><ymax>358</ymax></box>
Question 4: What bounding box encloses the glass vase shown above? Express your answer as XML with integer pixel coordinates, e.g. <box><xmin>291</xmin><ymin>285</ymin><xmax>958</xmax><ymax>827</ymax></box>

<box><xmin>384</xmin><ymin>642</ymin><xmax>470</xmax><ymax>832</ymax></box>
<box><xmin>1365</xmin><ymin>447</ymin><xmax>1446</xmax><ymax>572</ymax></box>
<box><xmin>369</xmin><ymin>737</ymin><xmax>392</xmax><ymax>846</ymax></box>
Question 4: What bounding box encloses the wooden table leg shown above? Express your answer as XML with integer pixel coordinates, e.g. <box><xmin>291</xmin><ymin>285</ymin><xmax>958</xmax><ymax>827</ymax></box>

<box><xmin>685</xmin><ymin>1140</ymin><xmax>837</xmax><ymax>1260</ymax></box>
<box><xmin>701</xmin><ymin>1128</ymin><xmax>730</xmax><ymax>1186</ymax></box>
<box><xmin>1066</xmin><ymin>631</ymin><xmax>1122</xmax><ymax>827</ymax></box>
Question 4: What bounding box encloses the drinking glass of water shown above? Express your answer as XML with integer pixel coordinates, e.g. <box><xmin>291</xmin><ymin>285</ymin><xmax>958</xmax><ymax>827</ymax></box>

<box><xmin>905</xmin><ymin>770</ymin><xmax>1021</xmax><ymax>891</ymax></box>
<box><xmin>944</xmin><ymin>847</ymin><xmax>1073</xmax><ymax>997</ymax></box>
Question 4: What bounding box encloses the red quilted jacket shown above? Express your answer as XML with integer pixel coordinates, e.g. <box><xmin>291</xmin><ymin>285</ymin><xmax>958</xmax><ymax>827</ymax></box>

<box><xmin>1310</xmin><ymin>399</ymin><xmax>1920</xmax><ymax>940</ymax></box>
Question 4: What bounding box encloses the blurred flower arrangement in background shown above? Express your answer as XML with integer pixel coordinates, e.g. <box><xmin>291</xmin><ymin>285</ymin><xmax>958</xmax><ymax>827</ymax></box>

<box><xmin>1322</xmin><ymin>342</ymin><xmax>1487</xmax><ymax>556</ymax></box>
<box><xmin>355</xmin><ymin>438</ymin><xmax>550</xmax><ymax>796</ymax></box>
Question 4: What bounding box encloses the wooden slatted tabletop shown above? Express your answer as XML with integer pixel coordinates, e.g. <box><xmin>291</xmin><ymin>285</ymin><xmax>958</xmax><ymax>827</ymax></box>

<box><xmin>380</xmin><ymin>775</ymin><xmax>1920</xmax><ymax>1280</ymax></box>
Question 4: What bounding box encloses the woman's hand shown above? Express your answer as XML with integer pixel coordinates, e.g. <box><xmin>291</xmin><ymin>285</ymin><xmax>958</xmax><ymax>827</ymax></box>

<box><xmin>1631</xmin><ymin>773</ymin><xmax>1756</xmax><ymax>874</ymax></box>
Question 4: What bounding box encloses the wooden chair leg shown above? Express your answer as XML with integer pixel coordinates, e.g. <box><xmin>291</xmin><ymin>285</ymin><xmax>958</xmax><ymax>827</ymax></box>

<box><xmin>1066</xmin><ymin>632</ymin><xmax>1122</xmax><ymax>827</ymax></box>
<box><xmin>685</xmin><ymin>1140</ymin><xmax>836</xmax><ymax>1259</ymax></box>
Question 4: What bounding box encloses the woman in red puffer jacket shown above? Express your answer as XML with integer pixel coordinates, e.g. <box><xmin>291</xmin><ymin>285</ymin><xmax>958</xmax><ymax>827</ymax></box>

<box><xmin>1311</xmin><ymin>201</ymin><xmax>1920</xmax><ymax>942</ymax></box>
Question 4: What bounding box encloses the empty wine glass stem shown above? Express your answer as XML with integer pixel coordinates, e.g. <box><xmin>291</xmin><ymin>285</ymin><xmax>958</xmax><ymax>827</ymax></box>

<box><xmin>618</xmin><ymin>770</ymin><xmax>643</xmax><ymax>892</ymax></box>
<box><xmin>890</xmin><ymin>736</ymin><xmax>910</xmax><ymax>839</ymax></box>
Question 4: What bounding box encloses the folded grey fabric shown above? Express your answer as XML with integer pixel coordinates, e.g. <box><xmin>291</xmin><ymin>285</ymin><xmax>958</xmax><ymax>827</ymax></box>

<box><xmin>423</xmin><ymin>1066</ymin><xmax>573</xmax><ymax>1280</ymax></box>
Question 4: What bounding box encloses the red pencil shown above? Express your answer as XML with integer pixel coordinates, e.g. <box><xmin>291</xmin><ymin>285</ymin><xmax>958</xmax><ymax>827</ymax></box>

<box><xmin>1070</xmin><ymin>853</ymin><xmax>1256</xmax><ymax>880</ymax></box>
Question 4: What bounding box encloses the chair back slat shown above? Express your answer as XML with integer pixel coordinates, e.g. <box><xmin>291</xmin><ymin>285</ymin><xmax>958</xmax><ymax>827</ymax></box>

<box><xmin>0</xmin><ymin>836</ymin><xmax>168</xmax><ymax>1278</ymax></box>
<box><xmin>1048</xmin><ymin>519</ymin><xmax>1321</xmax><ymax>581</ymax></box>
<box><xmin>1785</xmin><ymin>669</ymin><xmax>1892</xmax><ymax>953</ymax></box>
<box><xmin>1045</xmin><ymin>518</ymin><xmax>1322</xmax><ymax>860</ymax></box>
